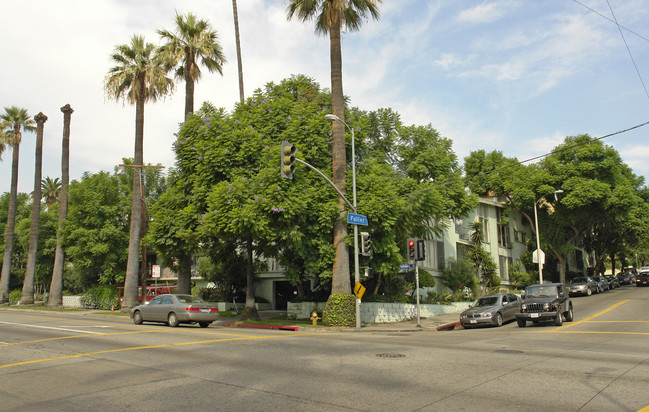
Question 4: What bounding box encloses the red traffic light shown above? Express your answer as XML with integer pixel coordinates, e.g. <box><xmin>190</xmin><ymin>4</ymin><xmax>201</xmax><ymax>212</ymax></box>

<box><xmin>408</xmin><ymin>241</ymin><xmax>415</xmax><ymax>247</ymax></box>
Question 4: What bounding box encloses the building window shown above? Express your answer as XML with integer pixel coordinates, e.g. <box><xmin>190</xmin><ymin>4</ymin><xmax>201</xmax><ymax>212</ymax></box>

<box><xmin>436</xmin><ymin>241</ymin><xmax>445</xmax><ymax>269</ymax></box>
<box><xmin>496</xmin><ymin>209</ymin><xmax>511</xmax><ymax>248</ymax></box>
<box><xmin>499</xmin><ymin>255</ymin><xmax>512</xmax><ymax>280</ymax></box>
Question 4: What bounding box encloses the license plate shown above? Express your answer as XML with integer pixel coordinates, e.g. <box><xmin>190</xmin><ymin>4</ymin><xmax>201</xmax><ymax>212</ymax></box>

<box><xmin>530</xmin><ymin>313</ymin><xmax>539</xmax><ymax>318</ymax></box>
<box><xmin>470</xmin><ymin>320</ymin><xmax>477</xmax><ymax>324</ymax></box>
<box><xmin>200</xmin><ymin>309</ymin><xmax>209</xmax><ymax>313</ymax></box>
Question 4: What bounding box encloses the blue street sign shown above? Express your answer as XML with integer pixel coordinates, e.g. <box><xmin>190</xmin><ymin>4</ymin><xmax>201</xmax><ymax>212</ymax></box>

<box><xmin>399</xmin><ymin>264</ymin><xmax>414</xmax><ymax>271</ymax></box>
<box><xmin>347</xmin><ymin>213</ymin><xmax>368</xmax><ymax>226</ymax></box>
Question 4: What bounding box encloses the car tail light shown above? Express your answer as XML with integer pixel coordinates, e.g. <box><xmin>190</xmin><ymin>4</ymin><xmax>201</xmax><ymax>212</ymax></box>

<box><xmin>186</xmin><ymin>307</ymin><xmax>200</xmax><ymax>312</ymax></box>
<box><xmin>209</xmin><ymin>308</ymin><xmax>218</xmax><ymax>312</ymax></box>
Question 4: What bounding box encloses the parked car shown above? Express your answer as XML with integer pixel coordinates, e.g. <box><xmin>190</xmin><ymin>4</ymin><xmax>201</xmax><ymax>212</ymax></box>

<box><xmin>617</xmin><ymin>270</ymin><xmax>636</xmax><ymax>285</ymax></box>
<box><xmin>130</xmin><ymin>294</ymin><xmax>219</xmax><ymax>328</ymax></box>
<box><xmin>568</xmin><ymin>276</ymin><xmax>598</xmax><ymax>296</ymax></box>
<box><xmin>516</xmin><ymin>283</ymin><xmax>573</xmax><ymax>327</ymax></box>
<box><xmin>604</xmin><ymin>275</ymin><xmax>620</xmax><ymax>288</ymax></box>
<box><xmin>460</xmin><ymin>293</ymin><xmax>521</xmax><ymax>328</ymax></box>
<box><xmin>636</xmin><ymin>268</ymin><xmax>649</xmax><ymax>287</ymax></box>
<box><xmin>592</xmin><ymin>276</ymin><xmax>610</xmax><ymax>292</ymax></box>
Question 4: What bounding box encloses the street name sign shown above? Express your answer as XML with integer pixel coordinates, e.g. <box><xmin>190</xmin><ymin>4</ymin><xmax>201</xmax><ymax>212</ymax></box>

<box><xmin>347</xmin><ymin>213</ymin><xmax>368</xmax><ymax>226</ymax></box>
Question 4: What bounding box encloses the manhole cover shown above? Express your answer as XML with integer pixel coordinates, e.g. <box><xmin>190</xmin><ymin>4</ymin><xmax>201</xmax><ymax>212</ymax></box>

<box><xmin>495</xmin><ymin>349</ymin><xmax>523</xmax><ymax>354</ymax></box>
<box><xmin>376</xmin><ymin>353</ymin><xmax>406</xmax><ymax>358</ymax></box>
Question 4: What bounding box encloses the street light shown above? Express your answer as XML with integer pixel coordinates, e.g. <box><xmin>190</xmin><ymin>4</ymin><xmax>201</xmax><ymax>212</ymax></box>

<box><xmin>534</xmin><ymin>189</ymin><xmax>563</xmax><ymax>284</ymax></box>
<box><xmin>325</xmin><ymin>113</ymin><xmax>361</xmax><ymax>329</ymax></box>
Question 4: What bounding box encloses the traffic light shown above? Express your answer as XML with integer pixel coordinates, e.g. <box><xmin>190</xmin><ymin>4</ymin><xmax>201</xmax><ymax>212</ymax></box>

<box><xmin>280</xmin><ymin>141</ymin><xmax>296</xmax><ymax>179</ymax></box>
<box><xmin>416</xmin><ymin>239</ymin><xmax>425</xmax><ymax>261</ymax></box>
<box><xmin>407</xmin><ymin>238</ymin><xmax>416</xmax><ymax>260</ymax></box>
<box><xmin>360</xmin><ymin>232</ymin><xmax>371</xmax><ymax>256</ymax></box>
<box><xmin>364</xmin><ymin>267</ymin><xmax>374</xmax><ymax>278</ymax></box>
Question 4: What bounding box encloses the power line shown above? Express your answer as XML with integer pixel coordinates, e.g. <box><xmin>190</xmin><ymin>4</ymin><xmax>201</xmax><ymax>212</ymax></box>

<box><xmin>605</xmin><ymin>0</ymin><xmax>649</xmax><ymax>101</ymax></box>
<box><xmin>357</xmin><ymin>120</ymin><xmax>649</xmax><ymax>210</ymax></box>
<box><xmin>572</xmin><ymin>0</ymin><xmax>649</xmax><ymax>43</ymax></box>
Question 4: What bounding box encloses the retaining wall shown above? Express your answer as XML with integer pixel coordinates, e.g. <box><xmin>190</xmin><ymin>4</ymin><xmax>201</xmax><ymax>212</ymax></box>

<box><xmin>287</xmin><ymin>301</ymin><xmax>471</xmax><ymax>323</ymax></box>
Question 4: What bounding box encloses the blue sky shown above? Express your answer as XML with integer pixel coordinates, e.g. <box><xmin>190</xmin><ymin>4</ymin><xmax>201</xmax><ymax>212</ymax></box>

<box><xmin>2</xmin><ymin>0</ymin><xmax>648</xmax><ymax>195</ymax></box>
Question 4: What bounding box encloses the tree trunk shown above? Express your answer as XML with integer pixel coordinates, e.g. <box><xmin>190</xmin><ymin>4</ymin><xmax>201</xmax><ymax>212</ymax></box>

<box><xmin>21</xmin><ymin>112</ymin><xmax>47</xmax><ymax>305</ymax></box>
<box><xmin>176</xmin><ymin>255</ymin><xmax>192</xmax><ymax>294</ymax></box>
<box><xmin>184</xmin><ymin>57</ymin><xmax>195</xmax><ymax>118</ymax></box>
<box><xmin>232</xmin><ymin>0</ymin><xmax>245</xmax><ymax>104</ymax></box>
<box><xmin>0</xmin><ymin>129</ymin><xmax>21</xmax><ymax>303</ymax></box>
<box><xmin>329</xmin><ymin>21</ymin><xmax>351</xmax><ymax>295</ymax></box>
<box><xmin>240</xmin><ymin>238</ymin><xmax>260</xmax><ymax>321</ymax></box>
<box><xmin>122</xmin><ymin>81</ymin><xmax>146</xmax><ymax>311</ymax></box>
<box><xmin>48</xmin><ymin>104</ymin><xmax>73</xmax><ymax>308</ymax></box>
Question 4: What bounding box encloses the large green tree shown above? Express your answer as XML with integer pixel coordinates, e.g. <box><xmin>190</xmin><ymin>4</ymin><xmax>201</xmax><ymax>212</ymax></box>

<box><xmin>0</xmin><ymin>106</ymin><xmax>36</xmax><ymax>303</ymax></box>
<box><xmin>286</xmin><ymin>0</ymin><xmax>382</xmax><ymax>296</ymax></box>
<box><xmin>104</xmin><ymin>34</ymin><xmax>173</xmax><ymax>310</ymax></box>
<box><xmin>158</xmin><ymin>12</ymin><xmax>226</xmax><ymax>118</ymax></box>
<box><xmin>21</xmin><ymin>112</ymin><xmax>48</xmax><ymax>304</ymax></box>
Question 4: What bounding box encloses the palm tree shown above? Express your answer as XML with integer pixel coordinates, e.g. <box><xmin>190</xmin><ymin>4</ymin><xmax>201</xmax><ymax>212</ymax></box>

<box><xmin>158</xmin><ymin>12</ymin><xmax>226</xmax><ymax>118</ymax></box>
<box><xmin>286</xmin><ymin>0</ymin><xmax>382</xmax><ymax>295</ymax></box>
<box><xmin>0</xmin><ymin>106</ymin><xmax>36</xmax><ymax>303</ymax></box>
<box><xmin>41</xmin><ymin>176</ymin><xmax>61</xmax><ymax>208</ymax></box>
<box><xmin>232</xmin><ymin>0</ymin><xmax>245</xmax><ymax>103</ymax></box>
<box><xmin>21</xmin><ymin>112</ymin><xmax>48</xmax><ymax>305</ymax></box>
<box><xmin>104</xmin><ymin>35</ymin><xmax>173</xmax><ymax>310</ymax></box>
<box><xmin>48</xmin><ymin>104</ymin><xmax>73</xmax><ymax>308</ymax></box>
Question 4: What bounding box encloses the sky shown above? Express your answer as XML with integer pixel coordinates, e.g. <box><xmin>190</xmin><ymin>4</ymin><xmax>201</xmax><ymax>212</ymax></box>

<box><xmin>2</xmin><ymin>0</ymin><xmax>649</xmax><ymax>195</ymax></box>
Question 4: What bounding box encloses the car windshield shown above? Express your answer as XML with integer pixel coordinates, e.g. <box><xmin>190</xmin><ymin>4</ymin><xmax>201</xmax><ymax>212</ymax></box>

<box><xmin>475</xmin><ymin>296</ymin><xmax>499</xmax><ymax>306</ymax></box>
<box><xmin>526</xmin><ymin>286</ymin><xmax>556</xmax><ymax>297</ymax></box>
<box><xmin>571</xmin><ymin>277</ymin><xmax>588</xmax><ymax>283</ymax></box>
<box><xmin>175</xmin><ymin>295</ymin><xmax>205</xmax><ymax>304</ymax></box>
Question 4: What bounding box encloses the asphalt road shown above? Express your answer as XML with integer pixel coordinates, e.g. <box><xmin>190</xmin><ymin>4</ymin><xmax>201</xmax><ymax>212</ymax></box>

<box><xmin>1</xmin><ymin>284</ymin><xmax>648</xmax><ymax>411</ymax></box>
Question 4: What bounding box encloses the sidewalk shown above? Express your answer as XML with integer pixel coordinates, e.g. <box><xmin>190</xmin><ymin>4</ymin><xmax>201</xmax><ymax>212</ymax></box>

<box><xmin>222</xmin><ymin>310</ymin><xmax>462</xmax><ymax>333</ymax></box>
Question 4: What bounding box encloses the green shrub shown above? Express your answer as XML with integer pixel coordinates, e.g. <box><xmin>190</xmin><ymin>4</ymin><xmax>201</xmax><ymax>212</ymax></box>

<box><xmin>418</xmin><ymin>269</ymin><xmax>436</xmax><ymax>288</ymax></box>
<box><xmin>322</xmin><ymin>293</ymin><xmax>355</xmax><ymax>327</ymax></box>
<box><xmin>9</xmin><ymin>289</ymin><xmax>21</xmax><ymax>305</ymax></box>
<box><xmin>80</xmin><ymin>286</ymin><xmax>119</xmax><ymax>310</ymax></box>
<box><xmin>441</xmin><ymin>257</ymin><xmax>478</xmax><ymax>296</ymax></box>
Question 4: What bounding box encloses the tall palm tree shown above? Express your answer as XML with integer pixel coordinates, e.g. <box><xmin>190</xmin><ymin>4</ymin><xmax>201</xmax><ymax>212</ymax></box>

<box><xmin>158</xmin><ymin>12</ymin><xmax>226</xmax><ymax>118</ymax></box>
<box><xmin>48</xmin><ymin>104</ymin><xmax>72</xmax><ymax>308</ymax></box>
<box><xmin>21</xmin><ymin>112</ymin><xmax>48</xmax><ymax>305</ymax></box>
<box><xmin>105</xmin><ymin>35</ymin><xmax>173</xmax><ymax>310</ymax></box>
<box><xmin>0</xmin><ymin>106</ymin><xmax>36</xmax><ymax>303</ymax></box>
<box><xmin>41</xmin><ymin>176</ymin><xmax>61</xmax><ymax>208</ymax></box>
<box><xmin>232</xmin><ymin>0</ymin><xmax>245</xmax><ymax>103</ymax></box>
<box><xmin>286</xmin><ymin>0</ymin><xmax>382</xmax><ymax>294</ymax></box>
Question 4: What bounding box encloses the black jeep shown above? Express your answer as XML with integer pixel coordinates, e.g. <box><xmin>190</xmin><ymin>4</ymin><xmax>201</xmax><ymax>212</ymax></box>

<box><xmin>515</xmin><ymin>283</ymin><xmax>574</xmax><ymax>327</ymax></box>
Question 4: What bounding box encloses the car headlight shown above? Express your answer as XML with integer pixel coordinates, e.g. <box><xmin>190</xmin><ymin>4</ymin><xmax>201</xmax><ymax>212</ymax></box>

<box><xmin>482</xmin><ymin>312</ymin><xmax>492</xmax><ymax>318</ymax></box>
<box><xmin>543</xmin><ymin>303</ymin><xmax>550</xmax><ymax>311</ymax></box>
<box><xmin>521</xmin><ymin>304</ymin><xmax>527</xmax><ymax>311</ymax></box>
<box><xmin>460</xmin><ymin>315</ymin><xmax>467</xmax><ymax>319</ymax></box>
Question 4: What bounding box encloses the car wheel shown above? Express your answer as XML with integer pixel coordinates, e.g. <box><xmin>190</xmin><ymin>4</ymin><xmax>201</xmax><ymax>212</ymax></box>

<box><xmin>133</xmin><ymin>310</ymin><xmax>143</xmax><ymax>325</ymax></box>
<box><xmin>168</xmin><ymin>312</ymin><xmax>179</xmax><ymax>327</ymax></box>
<box><xmin>199</xmin><ymin>322</ymin><xmax>211</xmax><ymax>328</ymax></box>
<box><xmin>517</xmin><ymin>319</ymin><xmax>526</xmax><ymax>328</ymax></box>
<box><xmin>565</xmin><ymin>305</ymin><xmax>574</xmax><ymax>322</ymax></box>
<box><xmin>586</xmin><ymin>288</ymin><xmax>592</xmax><ymax>296</ymax></box>
<box><xmin>494</xmin><ymin>313</ymin><xmax>503</xmax><ymax>327</ymax></box>
<box><xmin>554</xmin><ymin>312</ymin><xmax>563</xmax><ymax>326</ymax></box>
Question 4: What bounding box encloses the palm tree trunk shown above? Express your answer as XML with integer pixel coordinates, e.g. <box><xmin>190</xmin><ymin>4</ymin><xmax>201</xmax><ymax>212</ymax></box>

<box><xmin>123</xmin><ymin>83</ymin><xmax>146</xmax><ymax>311</ymax></box>
<box><xmin>0</xmin><ymin>130</ymin><xmax>21</xmax><ymax>303</ymax></box>
<box><xmin>48</xmin><ymin>104</ymin><xmax>73</xmax><ymax>308</ymax></box>
<box><xmin>21</xmin><ymin>113</ymin><xmax>47</xmax><ymax>305</ymax></box>
<box><xmin>184</xmin><ymin>56</ymin><xmax>195</xmax><ymax>118</ymax></box>
<box><xmin>232</xmin><ymin>0</ymin><xmax>245</xmax><ymax>103</ymax></box>
<box><xmin>329</xmin><ymin>21</ymin><xmax>351</xmax><ymax>295</ymax></box>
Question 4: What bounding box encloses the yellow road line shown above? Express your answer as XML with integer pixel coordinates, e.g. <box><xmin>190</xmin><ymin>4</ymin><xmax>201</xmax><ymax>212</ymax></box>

<box><xmin>555</xmin><ymin>299</ymin><xmax>630</xmax><ymax>331</ymax></box>
<box><xmin>0</xmin><ymin>333</ymin><xmax>318</xmax><ymax>369</ymax></box>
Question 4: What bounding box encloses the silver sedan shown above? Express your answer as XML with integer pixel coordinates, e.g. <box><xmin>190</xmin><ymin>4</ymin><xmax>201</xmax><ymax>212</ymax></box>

<box><xmin>130</xmin><ymin>294</ymin><xmax>219</xmax><ymax>328</ymax></box>
<box><xmin>459</xmin><ymin>293</ymin><xmax>521</xmax><ymax>328</ymax></box>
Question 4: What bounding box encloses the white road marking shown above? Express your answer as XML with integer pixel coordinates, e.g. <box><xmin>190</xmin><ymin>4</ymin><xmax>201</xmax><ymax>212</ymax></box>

<box><xmin>0</xmin><ymin>321</ymin><xmax>102</xmax><ymax>334</ymax></box>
